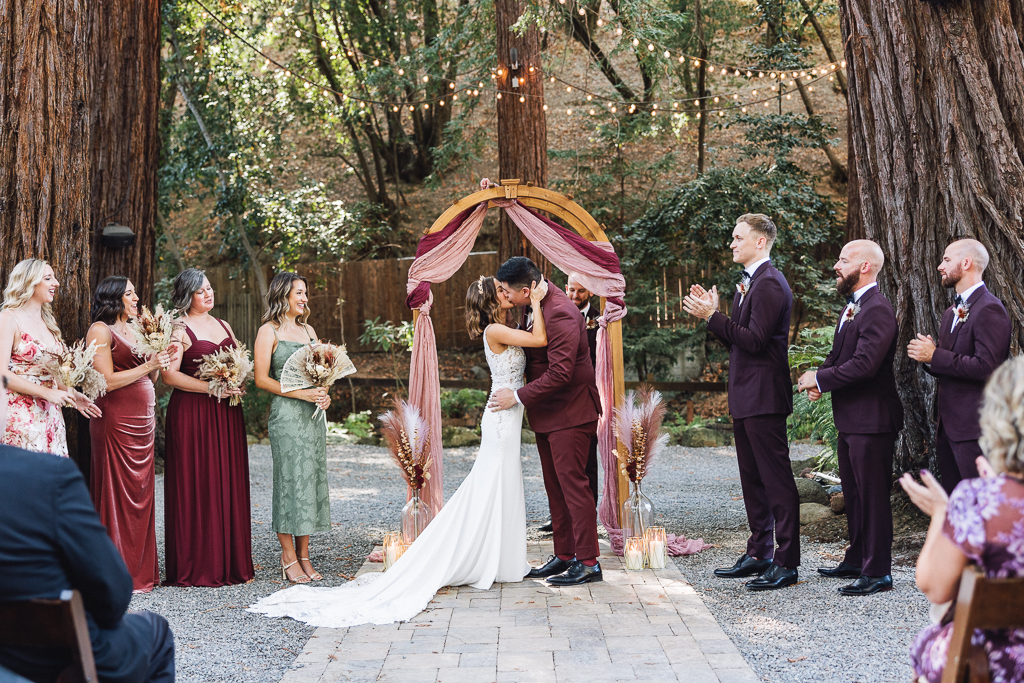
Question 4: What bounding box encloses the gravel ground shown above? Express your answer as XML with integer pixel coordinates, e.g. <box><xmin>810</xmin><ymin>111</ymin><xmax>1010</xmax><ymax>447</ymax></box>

<box><xmin>132</xmin><ymin>441</ymin><xmax>929</xmax><ymax>683</ymax></box>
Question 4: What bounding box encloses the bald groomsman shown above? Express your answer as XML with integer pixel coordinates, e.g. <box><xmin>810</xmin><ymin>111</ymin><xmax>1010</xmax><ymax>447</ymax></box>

<box><xmin>684</xmin><ymin>214</ymin><xmax>800</xmax><ymax>591</ymax></box>
<box><xmin>908</xmin><ymin>239</ymin><xmax>1011</xmax><ymax>492</ymax></box>
<box><xmin>797</xmin><ymin>240</ymin><xmax>904</xmax><ymax>596</ymax></box>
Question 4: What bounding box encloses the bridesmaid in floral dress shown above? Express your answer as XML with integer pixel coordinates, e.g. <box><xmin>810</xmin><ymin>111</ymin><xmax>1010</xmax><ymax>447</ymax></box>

<box><xmin>0</xmin><ymin>259</ymin><xmax>101</xmax><ymax>455</ymax></box>
<box><xmin>253</xmin><ymin>272</ymin><xmax>331</xmax><ymax>584</ymax></box>
<box><xmin>161</xmin><ymin>268</ymin><xmax>254</xmax><ymax>587</ymax></box>
<box><xmin>86</xmin><ymin>277</ymin><xmax>177</xmax><ymax>593</ymax></box>
<box><xmin>901</xmin><ymin>356</ymin><xmax>1024</xmax><ymax>683</ymax></box>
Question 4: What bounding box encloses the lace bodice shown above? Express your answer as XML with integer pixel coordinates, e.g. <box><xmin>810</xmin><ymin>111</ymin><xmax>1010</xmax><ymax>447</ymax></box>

<box><xmin>483</xmin><ymin>326</ymin><xmax>525</xmax><ymax>391</ymax></box>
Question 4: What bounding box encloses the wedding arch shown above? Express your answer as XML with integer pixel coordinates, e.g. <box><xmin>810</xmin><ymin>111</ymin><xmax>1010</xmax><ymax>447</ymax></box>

<box><xmin>404</xmin><ymin>178</ymin><xmax>628</xmax><ymax>536</ymax></box>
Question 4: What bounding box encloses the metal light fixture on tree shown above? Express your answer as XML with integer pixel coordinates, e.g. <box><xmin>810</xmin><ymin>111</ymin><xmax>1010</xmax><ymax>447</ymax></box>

<box><xmin>100</xmin><ymin>224</ymin><xmax>135</xmax><ymax>248</ymax></box>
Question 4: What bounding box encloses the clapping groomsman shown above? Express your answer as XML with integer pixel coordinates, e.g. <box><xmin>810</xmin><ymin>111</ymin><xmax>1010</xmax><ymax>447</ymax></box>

<box><xmin>684</xmin><ymin>214</ymin><xmax>801</xmax><ymax>591</ymax></box>
<box><xmin>907</xmin><ymin>239</ymin><xmax>1011</xmax><ymax>493</ymax></box>
<box><xmin>796</xmin><ymin>241</ymin><xmax>904</xmax><ymax>596</ymax></box>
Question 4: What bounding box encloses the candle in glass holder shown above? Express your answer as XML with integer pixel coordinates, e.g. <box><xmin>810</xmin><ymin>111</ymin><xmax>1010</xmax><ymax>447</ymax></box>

<box><xmin>645</xmin><ymin>527</ymin><xmax>667</xmax><ymax>569</ymax></box>
<box><xmin>383</xmin><ymin>531</ymin><xmax>401</xmax><ymax>571</ymax></box>
<box><xmin>624</xmin><ymin>537</ymin><xmax>645</xmax><ymax>571</ymax></box>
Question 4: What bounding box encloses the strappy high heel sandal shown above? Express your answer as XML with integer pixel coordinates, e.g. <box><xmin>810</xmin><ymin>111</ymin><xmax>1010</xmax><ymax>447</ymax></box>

<box><xmin>299</xmin><ymin>558</ymin><xmax>323</xmax><ymax>581</ymax></box>
<box><xmin>281</xmin><ymin>558</ymin><xmax>310</xmax><ymax>584</ymax></box>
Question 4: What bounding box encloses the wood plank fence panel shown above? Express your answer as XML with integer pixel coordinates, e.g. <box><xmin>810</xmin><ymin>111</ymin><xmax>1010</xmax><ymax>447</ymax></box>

<box><xmin>205</xmin><ymin>252</ymin><xmax>499</xmax><ymax>353</ymax></box>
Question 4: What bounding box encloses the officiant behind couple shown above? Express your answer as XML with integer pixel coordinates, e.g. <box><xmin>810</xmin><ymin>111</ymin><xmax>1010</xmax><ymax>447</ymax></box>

<box><xmin>250</xmin><ymin>256</ymin><xmax>603</xmax><ymax>628</ymax></box>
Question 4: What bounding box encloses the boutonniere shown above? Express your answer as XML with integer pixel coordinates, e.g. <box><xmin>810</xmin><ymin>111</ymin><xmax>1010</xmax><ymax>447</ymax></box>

<box><xmin>586</xmin><ymin>318</ymin><xmax>599</xmax><ymax>330</ymax></box>
<box><xmin>845</xmin><ymin>302</ymin><xmax>861</xmax><ymax>322</ymax></box>
<box><xmin>736</xmin><ymin>283</ymin><xmax>748</xmax><ymax>296</ymax></box>
<box><xmin>955</xmin><ymin>303</ymin><xmax>971</xmax><ymax>324</ymax></box>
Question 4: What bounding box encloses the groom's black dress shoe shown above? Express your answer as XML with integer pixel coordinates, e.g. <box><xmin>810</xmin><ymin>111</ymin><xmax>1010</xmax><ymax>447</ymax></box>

<box><xmin>546</xmin><ymin>561</ymin><xmax>602</xmax><ymax>586</ymax></box>
<box><xmin>817</xmin><ymin>562</ymin><xmax>862</xmax><ymax>579</ymax></box>
<box><xmin>527</xmin><ymin>555</ymin><xmax>573</xmax><ymax>578</ymax></box>
<box><xmin>713</xmin><ymin>554</ymin><xmax>773</xmax><ymax>579</ymax></box>
<box><xmin>538</xmin><ymin>521</ymin><xmax>553</xmax><ymax>532</ymax></box>
<box><xmin>838</xmin><ymin>574</ymin><xmax>892</xmax><ymax>596</ymax></box>
<box><xmin>746</xmin><ymin>564</ymin><xmax>798</xmax><ymax>591</ymax></box>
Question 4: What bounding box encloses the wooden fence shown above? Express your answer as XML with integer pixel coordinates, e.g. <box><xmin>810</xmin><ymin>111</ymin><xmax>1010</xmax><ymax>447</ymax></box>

<box><xmin>207</xmin><ymin>252</ymin><xmax>499</xmax><ymax>353</ymax></box>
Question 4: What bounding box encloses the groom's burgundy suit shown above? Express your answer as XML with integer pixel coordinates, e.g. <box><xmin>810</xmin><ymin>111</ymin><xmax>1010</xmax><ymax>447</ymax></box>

<box><xmin>707</xmin><ymin>260</ymin><xmax>800</xmax><ymax>569</ymax></box>
<box><xmin>519</xmin><ymin>282</ymin><xmax>602</xmax><ymax>562</ymax></box>
<box><xmin>815</xmin><ymin>286</ymin><xmax>904</xmax><ymax>576</ymax></box>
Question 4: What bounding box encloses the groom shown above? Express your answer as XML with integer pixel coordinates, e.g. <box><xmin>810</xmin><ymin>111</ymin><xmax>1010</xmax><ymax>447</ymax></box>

<box><xmin>488</xmin><ymin>257</ymin><xmax>604</xmax><ymax>586</ymax></box>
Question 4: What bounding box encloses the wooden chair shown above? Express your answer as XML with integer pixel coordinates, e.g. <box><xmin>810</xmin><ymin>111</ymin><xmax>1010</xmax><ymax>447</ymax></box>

<box><xmin>940</xmin><ymin>566</ymin><xmax>1024</xmax><ymax>683</ymax></box>
<box><xmin>0</xmin><ymin>590</ymin><xmax>97</xmax><ymax>683</ymax></box>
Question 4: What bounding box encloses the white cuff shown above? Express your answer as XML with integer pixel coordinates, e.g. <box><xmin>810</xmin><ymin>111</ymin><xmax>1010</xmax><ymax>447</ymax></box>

<box><xmin>513</xmin><ymin>390</ymin><xmax>522</xmax><ymax>406</ymax></box>
<box><xmin>814</xmin><ymin>375</ymin><xmax>821</xmax><ymax>392</ymax></box>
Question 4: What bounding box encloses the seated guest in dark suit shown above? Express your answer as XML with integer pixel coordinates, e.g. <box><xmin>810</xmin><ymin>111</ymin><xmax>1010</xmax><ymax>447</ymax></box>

<box><xmin>683</xmin><ymin>214</ymin><xmax>800</xmax><ymax>591</ymax></box>
<box><xmin>0</xmin><ymin>375</ymin><xmax>175</xmax><ymax>683</ymax></box>
<box><xmin>907</xmin><ymin>239</ymin><xmax>1011</xmax><ymax>492</ymax></box>
<box><xmin>539</xmin><ymin>274</ymin><xmax>602</xmax><ymax>533</ymax></box>
<box><xmin>797</xmin><ymin>240</ymin><xmax>904</xmax><ymax>596</ymax></box>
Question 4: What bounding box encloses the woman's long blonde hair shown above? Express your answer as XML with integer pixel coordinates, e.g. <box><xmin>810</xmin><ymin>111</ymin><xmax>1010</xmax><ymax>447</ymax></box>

<box><xmin>262</xmin><ymin>272</ymin><xmax>311</xmax><ymax>328</ymax></box>
<box><xmin>980</xmin><ymin>355</ymin><xmax>1024</xmax><ymax>476</ymax></box>
<box><xmin>2</xmin><ymin>259</ymin><xmax>63</xmax><ymax>341</ymax></box>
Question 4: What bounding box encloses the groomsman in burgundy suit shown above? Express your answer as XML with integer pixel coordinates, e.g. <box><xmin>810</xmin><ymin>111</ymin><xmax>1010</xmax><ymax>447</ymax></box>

<box><xmin>908</xmin><ymin>239</ymin><xmax>1011</xmax><ymax>493</ymax></box>
<box><xmin>797</xmin><ymin>240</ymin><xmax>904</xmax><ymax>596</ymax></box>
<box><xmin>538</xmin><ymin>274</ymin><xmax>601</xmax><ymax>533</ymax></box>
<box><xmin>683</xmin><ymin>214</ymin><xmax>800</xmax><ymax>591</ymax></box>
<box><xmin>489</xmin><ymin>257</ymin><xmax>604</xmax><ymax>586</ymax></box>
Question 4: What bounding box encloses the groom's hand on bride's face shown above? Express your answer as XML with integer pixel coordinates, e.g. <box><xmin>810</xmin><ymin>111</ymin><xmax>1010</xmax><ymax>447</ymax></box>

<box><xmin>488</xmin><ymin>388</ymin><xmax>517</xmax><ymax>412</ymax></box>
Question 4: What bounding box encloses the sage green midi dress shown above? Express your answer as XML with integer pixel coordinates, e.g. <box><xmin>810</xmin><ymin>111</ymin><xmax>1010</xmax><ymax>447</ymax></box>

<box><xmin>268</xmin><ymin>330</ymin><xmax>330</xmax><ymax>535</ymax></box>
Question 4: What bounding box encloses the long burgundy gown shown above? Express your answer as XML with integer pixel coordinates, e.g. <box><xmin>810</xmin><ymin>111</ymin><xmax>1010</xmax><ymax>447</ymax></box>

<box><xmin>164</xmin><ymin>320</ymin><xmax>254</xmax><ymax>587</ymax></box>
<box><xmin>89</xmin><ymin>326</ymin><xmax>159</xmax><ymax>592</ymax></box>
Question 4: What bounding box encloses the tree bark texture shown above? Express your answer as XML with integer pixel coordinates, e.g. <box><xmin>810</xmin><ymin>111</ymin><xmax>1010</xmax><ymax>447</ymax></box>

<box><xmin>840</xmin><ymin>0</ymin><xmax>1024</xmax><ymax>473</ymax></box>
<box><xmin>0</xmin><ymin>0</ymin><xmax>92</xmax><ymax>341</ymax></box>
<box><xmin>495</xmin><ymin>0</ymin><xmax>549</xmax><ymax>270</ymax></box>
<box><xmin>88</xmin><ymin>0</ymin><xmax>159</xmax><ymax>307</ymax></box>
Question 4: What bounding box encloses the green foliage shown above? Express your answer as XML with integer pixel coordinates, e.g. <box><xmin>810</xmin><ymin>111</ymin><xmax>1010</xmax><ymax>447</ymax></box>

<box><xmin>440</xmin><ymin>389</ymin><xmax>488</xmax><ymax>419</ymax></box>
<box><xmin>242</xmin><ymin>379</ymin><xmax>273</xmax><ymax>439</ymax></box>
<box><xmin>787</xmin><ymin>328</ymin><xmax>838</xmax><ymax>470</ymax></box>
<box><xmin>359</xmin><ymin>318</ymin><xmax>414</xmax><ymax>352</ymax></box>
<box><xmin>340</xmin><ymin>410</ymin><xmax>375</xmax><ymax>440</ymax></box>
<box><xmin>662</xmin><ymin>413</ymin><xmax>712</xmax><ymax>441</ymax></box>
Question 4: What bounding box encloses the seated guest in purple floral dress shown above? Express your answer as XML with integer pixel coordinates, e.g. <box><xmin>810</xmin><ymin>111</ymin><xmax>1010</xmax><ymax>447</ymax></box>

<box><xmin>900</xmin><ymin>355</ymin><xmax>1024</xmax><ymax>683</ymax></box>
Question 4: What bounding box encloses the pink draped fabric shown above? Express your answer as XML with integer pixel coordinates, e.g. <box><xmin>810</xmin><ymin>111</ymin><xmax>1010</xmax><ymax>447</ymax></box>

<box><xmin>405</xmin><ymin>203</ymin><xmax>488</xmax><ymax>514</ymax></box>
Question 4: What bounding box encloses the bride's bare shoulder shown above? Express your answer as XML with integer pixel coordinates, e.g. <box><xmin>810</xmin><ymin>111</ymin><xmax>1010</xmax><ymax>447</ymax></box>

<box><xmin>483</xmin><ymin>324</ymin><xmax>509</xmax><ymax>354</ymax></box>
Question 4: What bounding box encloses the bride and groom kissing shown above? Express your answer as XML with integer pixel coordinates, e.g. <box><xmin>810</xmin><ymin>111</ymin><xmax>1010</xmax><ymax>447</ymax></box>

<box><xmin>250</xmin><ymin>256</ymin><xmax>603</xmax><ymax>628</ymax></box>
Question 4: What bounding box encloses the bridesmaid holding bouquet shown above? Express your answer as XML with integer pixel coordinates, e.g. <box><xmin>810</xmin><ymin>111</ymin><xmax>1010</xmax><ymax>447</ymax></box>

<box><xmin>253</xmin><ymin>272</ymin><xmax>331</xmax><ymax>584</ymax></box>
<box><xmin>162</xmin><ymin>268</ymin><xmax>254</xmax><ymax>587</ymax></box>
<box><xmin>86</xmin><ymin>277</ymin><xmax>177</xmax><ymax>593</ymax></box>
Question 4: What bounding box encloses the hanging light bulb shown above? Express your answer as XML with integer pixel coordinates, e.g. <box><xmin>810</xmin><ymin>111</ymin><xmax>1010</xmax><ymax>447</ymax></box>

<box><xmin>616</xmin><ymin>26</ymin><xmax>622</xmax><ymax>35</ymax></box>
<box><xmin>567</xmin><ymin>108</ymin><xmax>572</xmax><ymax>115</ymax></box>
<box><xmin>664</xmin><ymin>50</ymin><xmax>670</xmax><ymax>58</ymax></box>
<box><xmin>611</xmin><ymin>106</ymin><xmax>617</xmax><ymax>113</ymax></box>
<box><xmin>449</xmin><ymin>82</ymin><xmax>455</xmax><ymax>89</ymax></box>
<box><xmin>632</xmin><ymin>38</ymin><xmax>640</xmax><ymax>47</ymax></box>
<box><xmin>694</xmin><ymin>59</ymin><xmax>700</xmax><ymax>67</ymax></box>
<box><xmin>647</xmin><ymin>43</ymin><xmax>655</xmax><ymax>51</ymax></box>
<box><xmin>373</xmin><ymin>59</ymin><xmax>380</xmax><ymax>66</ymax></box>
<box><xmin>597</xmin><ymin>18</ymin><xmax>603</xmax><ymax>26</ymax></box>
<box><xmin>496</xmin><ymin>93</ymin><xmax>502</xmax><ymax>99</ymax></box>
<box><xmin>439</xmin><ymin>100</ymin><xmax>444</xmax><ymax>106</ymax></box>
<box><xmin>589</xmin><ymin>109</ymin><xmax>595</xmax><ymax>115</ymax></box>
<box><xmin>543</xmin><ymin>104</ymin><xmax>548</xmax><ymax>111</ymax></box>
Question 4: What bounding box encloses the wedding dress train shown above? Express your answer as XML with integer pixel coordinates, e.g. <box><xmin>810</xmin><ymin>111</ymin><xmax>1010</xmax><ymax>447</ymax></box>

<box><xmin>248</xmin><ymin>326</ymin><xmax>529</xmax><ymax>627</ymax></box>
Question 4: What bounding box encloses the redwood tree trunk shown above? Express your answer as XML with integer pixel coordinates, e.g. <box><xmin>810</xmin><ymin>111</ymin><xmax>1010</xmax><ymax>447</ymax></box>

<box><xmin>0</xmin><ymin>0</ymin><xmax>92</xmax><ymax>339</ymax></box>
<box><xmin>495</xmin><ymin>0</ymin><xmax>549</xmax><ymax>270</ymax></box>
<box><xmin>840</xmin><ymin>0</ymin><xmax>1024</xmax><ymax>473</ymax></box>
<box><xmin>88</xmin><ymin>0</ymin><xmax>160</xmax><ymax>307</ymax></box>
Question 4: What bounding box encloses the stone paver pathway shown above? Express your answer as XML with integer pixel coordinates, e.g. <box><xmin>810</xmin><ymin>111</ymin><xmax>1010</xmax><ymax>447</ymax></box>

<box><xmin>279</xmin><ymin>541</ymin><xmax>758</xmax><ymax>683</ymax></box>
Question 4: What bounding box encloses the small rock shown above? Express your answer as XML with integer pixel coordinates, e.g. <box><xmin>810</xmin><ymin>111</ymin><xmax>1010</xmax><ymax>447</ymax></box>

<box><xmin>470</xmin><ymin>365</ymin><xmax>490</xmax><ymax>380</ymax></box>
<box><xmin>246</xmin><ymin>434</ymin><xmax>258</xmax><ymax>446</ymax></box>
<box><xmin>799</xmin><ymin>502</ymin><xmax>833</xmax><ymax>525</ymax></box>
<box><xmin>258</xmin><ymin>437</ymin><xmax>271</xmax><ymax>446</ymax></box>
<box><xmin>795</xmin><ymin>477</ymin><xmax>829</xmax><ymax>506</ymax></box>
<box><xmin>442</xmin><ymin>425</ymin><xmax>481</xmax><ymax>448</ymax></box>
<box><xmin>675</xmin><ymin>427</ymin><xmax>733</xmax><ymax>448</ymax></box>
<box><xmin>521</xmin><ymin>428</ymin><xmax>536</xmax><ymax>444</ymax></box>
<box><xmin>357</xmin><ymin>435</ymin><xmax>380</xmax><ymax>446</ymax></box>
<box><xmin>790</xmin><ymin>457</ymin><xmax>818</xmax><ymax>477</ymax></box>
<box><xmin>830</xmin><ymin>492</ymin><xmax>846</xmax><ymax>514</ymax></box>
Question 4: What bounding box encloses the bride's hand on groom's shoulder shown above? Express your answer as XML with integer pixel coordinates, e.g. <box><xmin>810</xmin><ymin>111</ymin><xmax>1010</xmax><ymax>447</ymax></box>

<box><xmin>530</xmin><ymin>280</ymin><xmax>548</xmax><ymax>305</ymax></box>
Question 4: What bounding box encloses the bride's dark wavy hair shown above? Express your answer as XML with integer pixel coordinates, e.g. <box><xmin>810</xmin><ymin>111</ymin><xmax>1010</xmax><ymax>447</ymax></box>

<box><xmin>465</xmin><ymin>276</ymin><xmax>503</xmax><ymax>339</ymax></box>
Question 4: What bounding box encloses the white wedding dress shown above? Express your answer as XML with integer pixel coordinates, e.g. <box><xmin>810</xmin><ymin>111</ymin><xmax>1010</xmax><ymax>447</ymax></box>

<box><xmin>248</xmin><ymin>326</ymin><xmax>530</xmax><ymax>628</ymax></box>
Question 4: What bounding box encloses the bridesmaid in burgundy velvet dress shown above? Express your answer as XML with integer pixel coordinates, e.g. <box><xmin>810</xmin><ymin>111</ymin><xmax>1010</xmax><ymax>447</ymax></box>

<box><xmin>86</xmin><ymin>277</ymin><xmax>177</xmax><ymax>593</ymax></box>
<box><xmin>162</xmin><ymin>268</ymin><xmax>254</xmax><ymax>587</ymax></box>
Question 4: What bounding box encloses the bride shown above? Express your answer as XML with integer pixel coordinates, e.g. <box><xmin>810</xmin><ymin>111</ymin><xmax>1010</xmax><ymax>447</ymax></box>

<box><xmin>249</xmin><ymin>276</ymin><xmax>548</xmax><ymax>628</ymax></box>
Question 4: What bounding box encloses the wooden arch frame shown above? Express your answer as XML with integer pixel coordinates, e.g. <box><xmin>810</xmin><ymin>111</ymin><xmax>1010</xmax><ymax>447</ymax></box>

<box><xmin>419</xmin><ymin>179</ymin><xmax>630</xmax><ymax>512</ymax></box>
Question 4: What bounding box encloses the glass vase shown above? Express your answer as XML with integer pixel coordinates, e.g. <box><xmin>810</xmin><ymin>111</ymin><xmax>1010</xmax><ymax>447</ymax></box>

<box><xmin>382</xmin><ymin>531</ymin><xmax>401</xmax><ymax>571</ymax></box>
<box><xmin>621</xmin><ymin>480</ymin><xmax>655</xmax><ymax>542</ymax></box>
<box><xmin>644</xmin><ymin>526</ymin><xmax>668</xmax><ymax>570</ymax></box>
<box><xmin>402</xmin><ymin>489</ymin><xmax>434</xmax><ymax>544</ymax></box>
<box><xmin>624</xmin><ymin>537</ymin><xmax>646</xmax><ymax>571</ymax></box>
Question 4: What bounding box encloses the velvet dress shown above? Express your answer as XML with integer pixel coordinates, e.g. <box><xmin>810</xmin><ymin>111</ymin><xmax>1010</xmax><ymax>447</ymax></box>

<box><xmin>89</xmin><ymin>326</ymin><xmax>159</xmax><ymax>592</ymax></box>
<box><xmin>163</xmin><ymin>320</ymin><xmax>254</xmax><ymax>587</ymax></box>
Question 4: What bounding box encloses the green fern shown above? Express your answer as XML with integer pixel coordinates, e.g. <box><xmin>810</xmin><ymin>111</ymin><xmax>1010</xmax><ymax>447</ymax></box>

<box><xmin>788</xmin><ymin>328</ymin><xmax>839</xmax><ymax>472</ymax></box>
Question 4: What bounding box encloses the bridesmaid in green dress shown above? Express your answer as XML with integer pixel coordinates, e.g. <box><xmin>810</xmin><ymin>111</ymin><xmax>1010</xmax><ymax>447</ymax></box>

<box><xmin>253</xmin><ymin>272</ymin><xmax>331</xmax><ymax>584</ymax></box>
